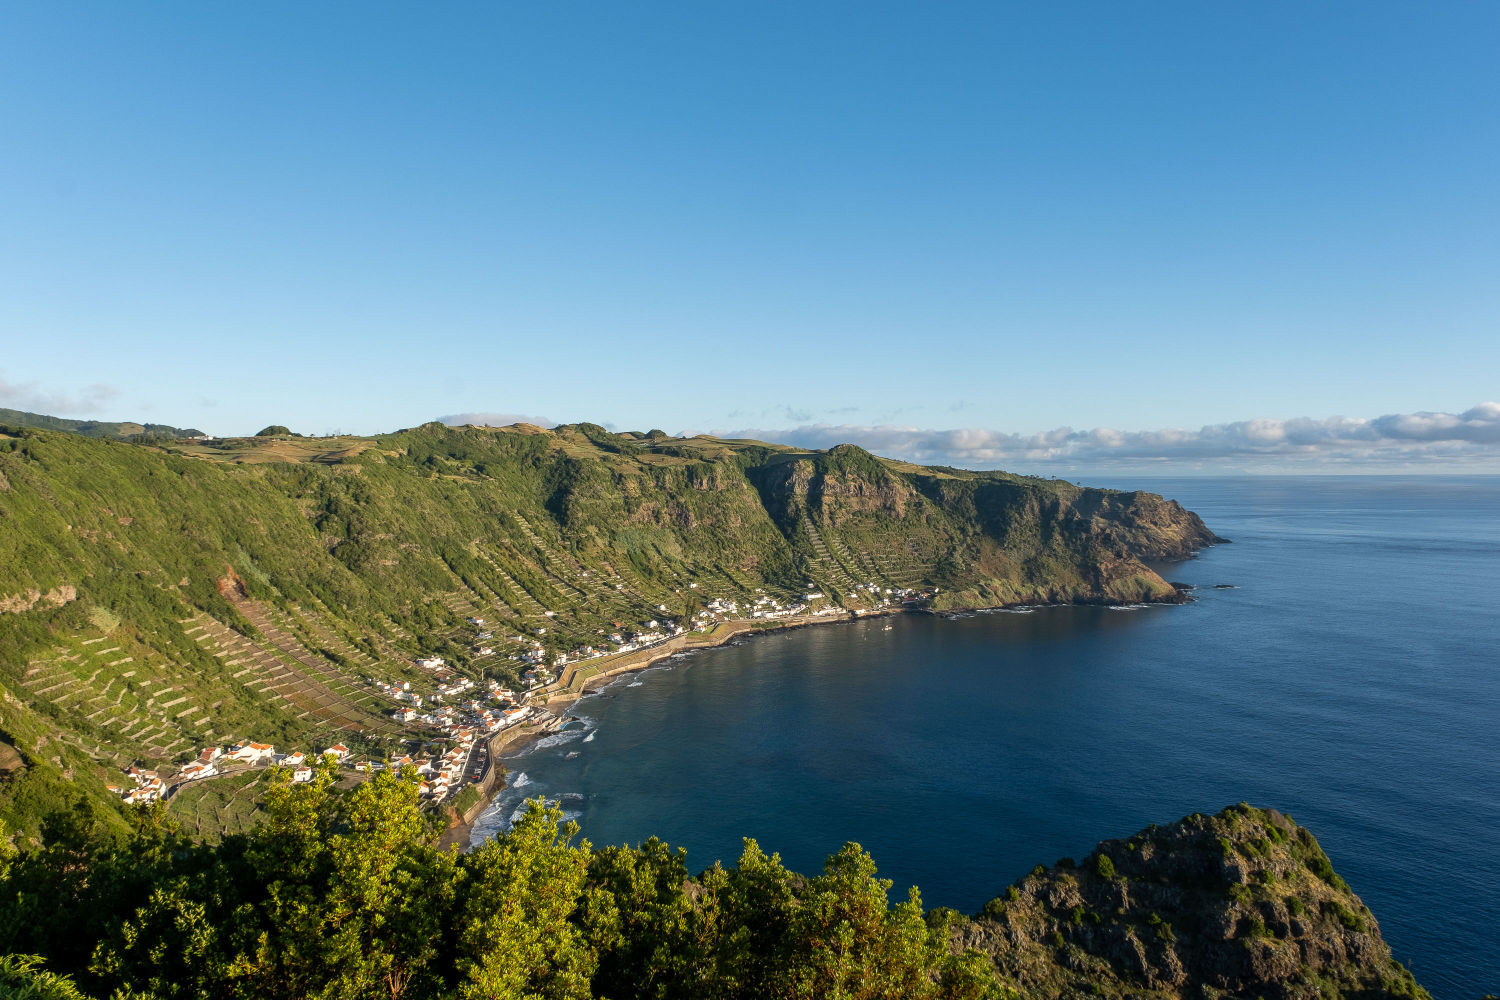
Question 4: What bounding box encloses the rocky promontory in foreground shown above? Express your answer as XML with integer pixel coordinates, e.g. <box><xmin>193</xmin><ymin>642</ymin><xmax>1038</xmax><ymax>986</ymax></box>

<box><xmin>954</xmin><ymin>803</ymin><xmax>1427</xmax><ymax>1000</ymax></box>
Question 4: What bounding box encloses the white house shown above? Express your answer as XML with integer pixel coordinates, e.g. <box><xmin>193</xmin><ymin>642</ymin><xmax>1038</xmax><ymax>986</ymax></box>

<box><xmin>291</xmin><ymin>765</ymin><xmax>315</xmax><ymax>783</ymax></box>
<box><xmin>230</xmin><ymin>743</ymin><xmax>275</xmax><ymax>763</ymax></box>
<box><xmin>122</xmin><ymin>766</ymin><xmax>164</xmax><ymax>804</ymax></box>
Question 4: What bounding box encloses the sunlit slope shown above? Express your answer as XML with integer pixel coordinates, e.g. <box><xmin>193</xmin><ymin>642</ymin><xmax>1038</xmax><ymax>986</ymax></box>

<box><xmin>0</xmin><ymin>420</ymin><xmax>1220</xmax><ymax>835</ymax></box>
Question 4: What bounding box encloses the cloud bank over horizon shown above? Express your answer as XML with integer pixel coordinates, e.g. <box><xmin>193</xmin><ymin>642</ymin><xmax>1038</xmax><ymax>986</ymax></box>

<box><xmin>0</xmin><ymin>372</ymin><xmax>119</xmax><ymax>417</ymax></box>
<box><xmin>713</xmin><ymin>403</ymin><xmax>1500</xmax><ymax>472</ymax></box>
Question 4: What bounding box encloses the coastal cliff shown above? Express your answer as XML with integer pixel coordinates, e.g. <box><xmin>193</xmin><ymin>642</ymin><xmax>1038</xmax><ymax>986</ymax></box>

<box><xmin>0</xmin><ymin>419</ymin><xmax>1223</xmax><ymax>839</ymax></box>
<box><xmin>752</xmin><ymin>442</ymin><xmax>1223</xmax><ymax>609</ymax></box>
<box><xmin>953</xmin><ymin>804</ymin><xmax>1425</xmax><ymax>1000</ymax></box>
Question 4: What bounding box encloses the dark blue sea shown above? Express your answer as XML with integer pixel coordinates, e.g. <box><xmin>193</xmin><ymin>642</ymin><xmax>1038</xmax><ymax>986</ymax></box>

<box><xmin>473</xmin><ymin>477</ymin><xmax>1500</xmax><ymax>999</ymax></box>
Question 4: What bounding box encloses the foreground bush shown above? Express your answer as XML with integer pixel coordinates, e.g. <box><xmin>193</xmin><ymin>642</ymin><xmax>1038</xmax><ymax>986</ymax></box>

<box><xmin>0</xmin><ymin>768</ymin><xmax>1002</xmax><ymax>1000</ymax></box>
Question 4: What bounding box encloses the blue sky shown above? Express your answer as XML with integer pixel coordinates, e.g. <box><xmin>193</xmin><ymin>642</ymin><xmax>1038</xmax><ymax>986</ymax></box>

<box><xmin>2</xmin><ymin>3</ymin><xmax>1497</xmax><ymax>470</ymax></box>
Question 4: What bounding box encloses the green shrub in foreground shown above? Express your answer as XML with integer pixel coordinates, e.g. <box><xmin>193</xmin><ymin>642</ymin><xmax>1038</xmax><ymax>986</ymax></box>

<box><xmin>0</xmin><ymin>769</ymin><xmax>993</xmax><ymax>1000</ymax></box>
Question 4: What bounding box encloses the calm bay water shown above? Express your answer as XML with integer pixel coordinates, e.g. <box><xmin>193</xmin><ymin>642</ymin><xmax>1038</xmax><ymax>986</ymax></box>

<box><xmin>473</xmin><ymin>477</ymin><xmax>1500</xmax><ymax>999</ymax></box>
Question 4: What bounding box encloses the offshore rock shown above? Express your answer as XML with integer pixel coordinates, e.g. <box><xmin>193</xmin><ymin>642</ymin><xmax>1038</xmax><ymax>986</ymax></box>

<box><xmin>954</xmin><ymin>803</ymin><xmax>1429</xmax><ymax>1000</ymax></box>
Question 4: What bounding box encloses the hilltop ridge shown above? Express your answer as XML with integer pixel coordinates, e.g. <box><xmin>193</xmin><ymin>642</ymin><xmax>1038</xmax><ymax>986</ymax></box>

<box><xmin>0</xmin><ymin>406</ymin><xmax>204</xmax><ymax>442</ymax></box>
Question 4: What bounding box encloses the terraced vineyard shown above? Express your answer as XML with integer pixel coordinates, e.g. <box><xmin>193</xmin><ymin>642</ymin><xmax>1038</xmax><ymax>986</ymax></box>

<box><xmin>166</xmin><ymin>769</ymin><xmax>266</xmax><ymax>842</ymax></box>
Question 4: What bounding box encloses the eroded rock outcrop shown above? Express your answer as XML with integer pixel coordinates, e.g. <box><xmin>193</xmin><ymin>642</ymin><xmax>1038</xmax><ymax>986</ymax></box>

<box><xmin>953</xmin><ymin>804</ymin><xmax>1428</xmax><ymax>1000</ymax></box>
<box><xmin>0</xmin><ymin>584</ymin><xmax>77</xmax><ymax>614</ymax></box>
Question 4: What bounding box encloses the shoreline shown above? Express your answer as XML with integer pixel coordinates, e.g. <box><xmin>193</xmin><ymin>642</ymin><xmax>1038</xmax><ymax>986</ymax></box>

<box><xmin>445</xmin><ymin>592</ymin><xmax>1195</xmax><ymax>850</ymax></box>
<box><xmin>434</xmin><ymin>715</ymin><xmax>571</xmax><ymax>850</ymax></box>
<box><xmin>540</xmin><ymin>588</ymin><xmax>1193</xmax><ymax>715</ymax></box>
<box><xmin>435</xmin><ymin>611</ymin><xmax>883</xmax><ymax>850</ymax></box>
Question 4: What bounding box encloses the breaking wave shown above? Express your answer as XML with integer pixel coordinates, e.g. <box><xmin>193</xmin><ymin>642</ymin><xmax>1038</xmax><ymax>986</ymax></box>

<box><xmin>532</xmin><ymin>730</ymin><xmax>587</xmax><ymax>749</ymax></box>
<box><xmin>466</xmin><ymin>770</ymin><xmax>589</xmax><ymax>849</ymax></box>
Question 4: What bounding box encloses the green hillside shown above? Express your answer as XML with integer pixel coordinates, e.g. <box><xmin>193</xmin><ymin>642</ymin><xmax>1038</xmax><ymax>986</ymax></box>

<box><xmin>0</xmin><ymin>418</ymin><xmax>1221</xmax><ymax>838</ymax></box>
<box><xmin>0</xmin><ymin>407</ymin><xmax>203</xmax><ymax>441</ymax></box>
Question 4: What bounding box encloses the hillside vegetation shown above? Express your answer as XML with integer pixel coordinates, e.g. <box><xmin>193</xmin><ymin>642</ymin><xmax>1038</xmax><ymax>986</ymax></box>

<box><xmin>0</xmin><ymin>407</ymin><xmax>203</xmax><ymax>442</ymax></box>
<box><xmin>0</xmin><ymin>783</ymin><xmax>1424</xmax><ymax>1000</ymax></box>
<box><xmin>0</xmin><ymin>419</ymin><xmax>1220</xmax><ymax>838</ymax></box>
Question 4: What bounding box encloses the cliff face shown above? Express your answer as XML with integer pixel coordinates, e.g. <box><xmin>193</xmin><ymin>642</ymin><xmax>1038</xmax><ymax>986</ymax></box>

<box><xmin>953</xmin><ymin>804</ymin><xmax>1427</xmax><ymax>1000</ymax></box>
<box><xmin>1072</xmin><ymin>490</ymin><xmax>1227</xmax><ymax>562</ymax></box>
<box><xmin>752</xmin><ymin>444</ymin><xmax>1219</xmax><ymax>609</ymax></box>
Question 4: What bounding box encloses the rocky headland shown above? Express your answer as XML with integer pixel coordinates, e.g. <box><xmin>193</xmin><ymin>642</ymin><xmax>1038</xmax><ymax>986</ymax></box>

<box><xmin>952</xmin><ymin>804</ymin><xmax>1427</xmax><ymax>1000</ymax></box>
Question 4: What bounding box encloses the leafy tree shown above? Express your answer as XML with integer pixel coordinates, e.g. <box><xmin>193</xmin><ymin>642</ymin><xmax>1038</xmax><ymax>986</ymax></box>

<box><xmin>455</xmin><ymin>800</ymin><xmax>603</xmax><ymax>1000</ymax></box>
<box><xmin>778</xmin><ymin>842</ymin><xmax>943</xmax><ymax>1000</ymax></box>
<box><xmin>585</xmin><ymin>838</ymin><xmax>700</xmax><ymax>999</ymax></box>
<box><xmin>934</xmin><ymin>950</ymin><xmax>1013</xmax><ymax>1000</ymax></box>
<box><xmin>691</xmin><ymin>840</ymin><xmax>801</xmax><ymax>999</ymax></box>
<box><xmin>312</xmin><ymin>767</ymin><xmax>457</xmax><ymax>999</ymax></box>
<box><xmin>0</xmin><ymin>954</ymin><xmax>94</xmax><ymax>1000</ymax></box>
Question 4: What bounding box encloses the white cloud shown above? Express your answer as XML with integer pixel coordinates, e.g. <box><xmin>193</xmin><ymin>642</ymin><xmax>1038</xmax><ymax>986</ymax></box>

<box><xmin>440</xmin><ymin>411</ymin><xmax>557</xmax><ymax>429</ymax></box>
<box><xmin>714</xmin><ymin>403</ymin><xmax>1500</xmax><ymax>471</ymax></box>
<box><xmin>0</xmin><ymin>373</ymin><xmax>119</xmax><ymax>416</ymax></box>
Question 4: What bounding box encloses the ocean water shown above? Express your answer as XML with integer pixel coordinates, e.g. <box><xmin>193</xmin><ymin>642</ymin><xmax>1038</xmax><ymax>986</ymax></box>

<box><xmin>473</xmin><ymin>477</ymin><xmax>1500</xmax><ymax>999</ymax></box>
